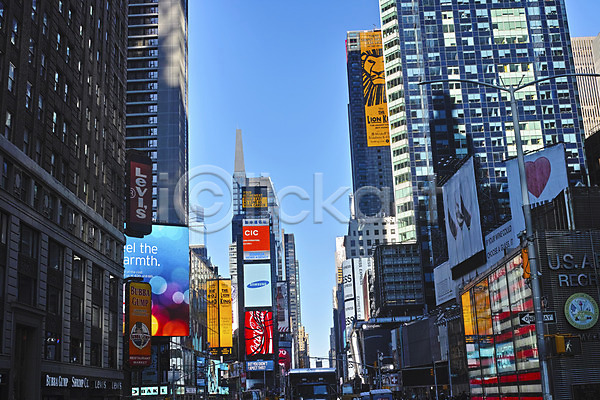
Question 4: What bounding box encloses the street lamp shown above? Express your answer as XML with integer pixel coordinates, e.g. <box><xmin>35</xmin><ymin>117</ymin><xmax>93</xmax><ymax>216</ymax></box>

<box><xmin>419</xmin><ymin>72</ymin><xmax>600</xmax><ymax>400</ymax></box>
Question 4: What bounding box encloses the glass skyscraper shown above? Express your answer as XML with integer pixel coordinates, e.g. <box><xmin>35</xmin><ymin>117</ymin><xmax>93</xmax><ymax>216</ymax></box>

<box><xmin>126</xmin><ymin>0</ymin><xmax>188</xmax><ymax>226</ymax></box>
<box><xmin>379</xmin><ymin>0</ymin><xmax>587</xmax><ymax>265</ymax></box>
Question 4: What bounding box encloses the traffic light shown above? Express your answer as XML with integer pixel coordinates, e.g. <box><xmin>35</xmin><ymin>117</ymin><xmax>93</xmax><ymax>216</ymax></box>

<box><xmin>552</xmin><ymin>334</ymin><xmax>582</xmax><ymax>356</ymax></box>
<box><xmin>521</xmin><ymin>248</ymin><xmax>530</xmax><ymax>279</ymax></box>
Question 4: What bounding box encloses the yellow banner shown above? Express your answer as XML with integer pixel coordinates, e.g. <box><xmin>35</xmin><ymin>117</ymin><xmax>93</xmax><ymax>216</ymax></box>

<box><xmin>360</xmin><ymin>31</ymin><xmax>390</xmax><ymax>147</ymax></box>
<box><xmin>207</xmin><ymin>280</ymin><xmax>219</xmax><ymax>349</ymax></box>
<box><xmin>219</xmin><ymin>280</ymin><xmax>233</xmax><ymax>349</ymax></box>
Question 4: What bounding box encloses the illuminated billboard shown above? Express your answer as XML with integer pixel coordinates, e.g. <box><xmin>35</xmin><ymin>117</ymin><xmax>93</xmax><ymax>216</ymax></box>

<box><xmin>245</xmin><ymin>311</ymin><xmax>274</xmax><ymax>356</ymax></box>
<box><xmin>244</xmin><ymin>263</ymin><xmax>272</xmax><ymax>308</ymax></box>
<box><xmin>242</xmin><ymin>186</ymin><xmax>268</xmax><ymax>211</ymax></box>
<box><xmin>360</xmin><ymin>31</ymin><xmax>390</xmax><ymax>147</ymax></box>
<box><xmin>207</xmin><ymin>279</ymin><xmax>233</xmax><ymax>355</ymax></box>
<box><xmin>242</xmin><ymin>218</ymin><xmax>270</xmax><ymax>261</ymax></box>
<box><xmin>124</xmin><ymin>225</ymin><xmax>190</xmax><ymax>336</ymax></box>
<box><xmin>126</xmin><ymin>281</ymin><xmax>152</xmax><ymax>367</ymax></box>
<box><xmin>442</xmin><ymin>157</ymin><xmax>484</xmax><ymax>267</ymax></box>
<box><xmin>126</xmin><ymin>151</ymin><xmax>153</xmax><ymax>237</ymax></box>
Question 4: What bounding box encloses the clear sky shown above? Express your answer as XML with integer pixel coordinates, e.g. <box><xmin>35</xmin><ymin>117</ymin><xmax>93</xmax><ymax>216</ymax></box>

<box><xmin>188</xmin><ymin>0</ymin><xmax>600</xmax><ymax>363</ymax></box>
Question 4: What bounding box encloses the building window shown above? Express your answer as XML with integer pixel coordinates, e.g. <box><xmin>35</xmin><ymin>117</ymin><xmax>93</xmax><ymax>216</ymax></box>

<box><xmin>71</xmin><ymin>296</ymin><xmax>83</xmax><ymax>322</ymax></box>
<box><xmin>25</xmin><ymin>82</ymin><xmax>32</xmax><ymax>109</ymax></box>
<box><xmin>90</xmin><ymin>342</ymin><xmax>101</xmax><ymax>367</ymax></box>
<box><xmin>70</xmin><ymin>337</ymin><xmax>82</xmax><ymax>364</ymax></box>
<box><xmin>72</xmin><ymin>254</ymin><xmax>84</xmax><ymax>281</ymax></box>
<box><xmin>47</xmin><ymin>285</ymin><xmax>61</xmax><ymax>314</ymax></box>
<box><xmin>10</xmin><ymin>18</ymin><xmax>18</xmax><ymax>46</ymax></box>
<box><xmin>7</xmin><ymin>63</ymin><xmax>15</xmax><ymax>92</ymax></box>
<box><xmin>92</xmin><ymin>303</ymin><xmax>102</xmax><ymax>328</ymax></box>
<box><xmin>18</xmin><ymin>274</ymin><xmax>36</xmax><ymax>305</ymax></box>
<box><xmin>92</xmin><ymin>266</ymin><xmax>103</xmax><ymax>290</ymax></box>
<box><xmin>4</xmin><ymin>111</ymin><xmax>12</xmax><ymax>138</ymax></box>
<box><xmin>20</xmin><ymin>224</ymin><xmax>39</xmax><ymax>259</ymax></box>
<box><xmin>45</xmin><ymin>331</ymin><xmax>61</xmax><ymax>361</ymax></box>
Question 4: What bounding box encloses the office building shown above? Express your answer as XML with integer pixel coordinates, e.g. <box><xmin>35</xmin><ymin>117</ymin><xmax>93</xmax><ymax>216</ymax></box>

<box><xmin>346</xmin><ymin>30</ymin><xmax>395</xmax><ymax>218</ymax></box>
<box><xmin>572</xmin><ymin>34</ymin><xmax>600</xmax><ymax>137</ymax></box>
<box><xmin>126</xmin><ymin>0</ymin><xmax>188</xmax><ymax>226</ymax></box>
<box><xmin>0</xmin><ymin>1</ymin><xmax>128</xmax><ymax>398</ymax></box>
<box><xmin>378</xmin><ymin>0</ymin><xmax>588</xmax><ymax>261</ymax></box>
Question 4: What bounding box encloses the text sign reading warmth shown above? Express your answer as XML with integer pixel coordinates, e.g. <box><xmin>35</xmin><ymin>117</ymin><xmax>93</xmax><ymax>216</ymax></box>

<box><xmin>124</xmin><ymin>225</ymin><xmax>190</xmax><ymax>336</ymax></box>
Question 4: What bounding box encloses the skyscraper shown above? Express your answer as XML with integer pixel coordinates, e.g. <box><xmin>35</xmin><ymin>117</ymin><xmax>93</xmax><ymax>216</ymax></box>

<box><xmin>346</xmin><ymin>30</ymin><xmax>395</xmax><ymax>218</ymax></box>
<box><xmin>378</xmin><ymin>0</ymin><xmax>587</xmax><ymax>264</ymax></box>
<box><xmin>126</xmin><ymin>0</ymin><xmax>188</xmax><ymax>226</ymax></box>
<box><xmin>572</xmin><ymin>35</ymin><xmax>600</xmax><ymax>136</ymax></box>
<box><xmin>0</xmin><ymin>1</ymin><xmax>128</xmax><ymax>398</ymax></box>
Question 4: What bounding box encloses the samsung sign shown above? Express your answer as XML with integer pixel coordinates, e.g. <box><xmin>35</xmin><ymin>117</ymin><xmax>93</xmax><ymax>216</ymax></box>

<box><xmin>243</xmin><ymin>263</ymin><xmax>272</xmax><ymax>308</ymax></box>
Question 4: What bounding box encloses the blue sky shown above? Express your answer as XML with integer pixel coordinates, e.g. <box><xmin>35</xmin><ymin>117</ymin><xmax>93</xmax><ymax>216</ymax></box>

<box><xmin>188</xmin><ymin>0</ymin><xmax>600</xmax><ymax>362</ymax></box>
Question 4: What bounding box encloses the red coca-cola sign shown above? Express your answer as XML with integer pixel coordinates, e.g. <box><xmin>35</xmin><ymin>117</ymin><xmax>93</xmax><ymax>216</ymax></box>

<box><xmin>245</xmin><ymin>311</ymin><xmax>273</xmax><ymax>356</ymax></box>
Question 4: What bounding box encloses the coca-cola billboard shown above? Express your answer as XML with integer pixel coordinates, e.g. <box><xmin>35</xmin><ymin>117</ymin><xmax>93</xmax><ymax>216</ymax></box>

<box><xmin>245</xmin><ymin>311</ymin><xmax>273</xmax><ymax>356</ymax></box>
<box><xmin>126</xmin><ymin>151</ymin><xmax>152</xmax><ymax>237</ymax></box>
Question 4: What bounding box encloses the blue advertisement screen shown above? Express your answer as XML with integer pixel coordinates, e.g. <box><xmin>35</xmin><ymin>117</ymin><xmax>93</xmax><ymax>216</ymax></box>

<box><xmin>125</xmin><ymin>225</ymin><xmax>189</xmax><ymax>336</ymax></box>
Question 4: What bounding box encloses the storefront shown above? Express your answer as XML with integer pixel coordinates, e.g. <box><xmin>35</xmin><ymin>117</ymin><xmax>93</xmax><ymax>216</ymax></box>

<box><xmin>42</xmin><ymin>373</ymin><xmax>122</xmax><ymax>399</ymax></box>
<box><xmin>460</xmin><ymin>250</ymin><xmax>543</xmax><ymax>399</ymax></box>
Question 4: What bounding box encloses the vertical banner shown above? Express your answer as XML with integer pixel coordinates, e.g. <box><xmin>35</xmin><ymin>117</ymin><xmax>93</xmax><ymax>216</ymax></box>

<box><xmin>126</xmin><ymin>281</ymin><xmax>152</xmax><ymax>367</ymax></box>
<box><xmin>126</xmin><ymin>151</ymin><xmax>153</xmax><ymax>237</ymax></box>
<box><xmin>245</xmin><ymin>311</ymin><xmax>274</xmax><ymax>356</ymax></box>
<box><xmin>124</xmin><ymin>225</ymin><xmax>190</xmax><ymax>336</ymax></box>
<box><xmin>207</xmin><ymin>280</ymin><xmax>219</xmax><ymax>353</ymax></box>
<box><xmin>442</xmin><ymin>157</ymin><xmax>484</xmax><ymax>267</ymax></box>
<box><xmin>360</xmin><ymin>31</ymin><xmax>390</xmax><ymax>147</ymax></box>
<box><xmin>219</xmin><ymin>280</ymin><xmax>233</xmax><ymax>353</ymax></box>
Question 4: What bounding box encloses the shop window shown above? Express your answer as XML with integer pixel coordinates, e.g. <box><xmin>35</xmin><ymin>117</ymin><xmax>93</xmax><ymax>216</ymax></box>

<box><xmin>70</xmin><ymin>337</ymin><xmax>82</xmax><ymax>364</ymax></box>
<box><xmin>45</xmin><ymin>331</ymin><xmax>61</xmax><ymax>361</ymax></box>
<box><xmin>90</xmin><ymin>341</ymin><xmax>101</xmax><ymax>366</ymax></box>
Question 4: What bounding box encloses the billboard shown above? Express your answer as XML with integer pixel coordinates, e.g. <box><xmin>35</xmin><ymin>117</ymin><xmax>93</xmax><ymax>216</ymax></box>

<box><xmin>278</xmin><ymin>345</ymin><xmax>292</xmax><ymax>372</ymax></box>
<box><xmin>442</xmin><ymin>157</ymin><xmax>484</xmax><ymax>267</ymax></box>
<box><xmin>207</xmin><ymin>279</ymin><xmax>233</xmax><ymax>355</ymax></box>
<box><xmin>276</xmin><ymin>282</ymin><xmax>290</xmax><ymax>332</ymax></box>
<box><xmin>243</xmin><ymin>263</ymin><xmax>272</xmax><ymax>308</ymax></box>
<box><xmin>242</xmin><ymin>186</ymin><xmax>268</xmax><ymax>212</ymax></box>
<box><xmin>126</xmin><ymin>151</ymin><xmax>153</xmax><ymax>237</ymax></box>
<box><xmin>243</xmin><ymin>218</ymin><xmax>270</xmax><ymax>261</ymax></box>
<box><xmin>245</xmin><ymin>311</ymin><xmax>274</xmax><ymax>356</ymax></box>
<box><xmin>126</xmin><ymin>281</ymin><xmax>152</xmax><ymax>367</ymax></box>
<box><xmin>360</xmin><ymin>31</ymin><xmax>389</xmax><ymax>147</ymax></box>
<box><xmin>124</xmin><ymin>225</ymin><xmax>190</xmax><ymax>336</ymax></box>
<box><xmin>507</xmin><ymin>144</ymin><xmax>568</xmax><ymax>236</ymax></box>
<box><xmin>484</xmin><ymin>220</ymin><xmax>517</xmax><ymax>268</ymax></box>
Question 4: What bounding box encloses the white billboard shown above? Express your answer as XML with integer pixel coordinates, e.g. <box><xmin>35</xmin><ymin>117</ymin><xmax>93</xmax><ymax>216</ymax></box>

<box><xmin>443</xmin><ymin>157</ymin><xmax>484</xmax><ymax>267</ymax></box>
<box><xmin>353</xmin><ymin>258</ymin><xmax>371</xmax><ymax>321</ymax></box>
<box><xmin>484</xmin><ymin>220</ymin><xmax>517</xmax><ymax>268</ymax></box>
<box><xmin>342</xmin><ymin>260</ymin><xmax>354</xmax><ymax>301</ymax></box>
<box><xmin>506</xmin><ymin>144</ymin><xmax>568</xmax><ymax>236</ymax></box>
<box><xmin>433</xmin><ymin>261</ymin><xmax>456</xmax><ymax>306</ymax></box>
<box><xmin>243</xmin><ymin>263</ymin><xmax>272</xmax><ymax>308</ymax></box>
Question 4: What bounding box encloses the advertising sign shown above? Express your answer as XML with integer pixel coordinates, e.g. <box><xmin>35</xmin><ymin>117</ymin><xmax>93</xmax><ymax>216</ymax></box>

<box><xmin>442</xmin><ymin>157</ymin><xmax>484</xmax><ymax>267</ymax></box>
<box><xmin>245</xmin><ymin>311</ymin><xmax>274</xmax><ymax>356</ymax></box>
<box><xmin>243</xmin><ymin>219</ymin><xmax>270</xmax><ymax>261</ymax></box>
<box><xmin>244</xmin><ymin>263</ymin><xmax>272</xmax><ymax>308</ymax></box>
<box><xmin>207</xmin><ymin>279</ymin><xmax>233</xmax><ymax>355</ymax></box>
<box><xmin>485</xmin><ymin>220</ymin><xmax>517</xmax><ymax>268</ymax></box>
<box><xmin>360</xmin><ymin>31</ymin><xmax>389</xmax><ymax>147</ymax></box>
<box><xmin>507</xmin><ymin>144</ymin><xmax>568</xmax><ymax>236</ymax></box>
<box><xmin>126</xmin><ymin>151</ymin><xmax>153</xmax><ymax>237</ymax></box>
<box><xmin>342</xmin><ymin>260</ymin><xmax>354</xmax><ymax>301</ymax></box>
<box><xmin>278</xmin><ymin>346</ymin><xmax>292</xmax><ymax>372</ymax></box>
<box><xmin>242</xmin><ymin>186</ymin><xmax>268</xmax><ymax>211</ymax></box>
<box><xmin>276</xmin><ymin>282</ymin><xmax>290</xmax><ymax>332</ymax></box>
<box><xmin>246</xmin><ymin>360</ymin><xmax>274</xmax><ymax>371</ymax></box>
<box><xmin>124</xmin><ymin>225</ymin><xmax>190</xmax><ymax>336</ymax></box>
<box><xmin>353</xmin><ymin>257</ymin><xmax>371</xmax><ymax>320</ymax></box>
<box><xmin>434</xmin><ymin>261</ymin><xmax>456</xmax><ymax>306</ymax></box>
<box><xmin>126</xmin><ymin>281</ymin><xmax>152</xmax><ymax>367</ymax></box>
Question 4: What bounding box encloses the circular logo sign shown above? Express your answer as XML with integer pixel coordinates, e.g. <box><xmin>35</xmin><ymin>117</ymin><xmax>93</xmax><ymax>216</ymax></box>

<box><xmin>564</xmin><ymin>293</ymin><xmax>599</xmax><ymax>330</ymax></box>
<box><xmin>130</xmin><ymin>321</ymin><xmax>151</xmax><ymax>349</ymax></box>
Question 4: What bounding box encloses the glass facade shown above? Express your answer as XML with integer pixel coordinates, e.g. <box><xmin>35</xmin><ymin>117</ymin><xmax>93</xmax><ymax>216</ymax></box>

<box><xmin>127</xmin><ymin>0</ymin><xmax>188</xmax><ymax>225</ymax></box>
<box><xmin>461</xmin><ymin>252</ymin><xmax>542</xmax><ymax>399</ymax></box>
<box><xmin>378</xmin><ymin>0</ymin><xmax>587</xmax><ymax>264</ymax></box>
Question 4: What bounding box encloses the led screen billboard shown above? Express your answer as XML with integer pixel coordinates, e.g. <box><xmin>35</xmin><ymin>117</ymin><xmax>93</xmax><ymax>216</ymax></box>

<box><xmin>244</xmin><ymin>263</ymin><xmax>272</xmax><ymax>308</ymax></box>
<box><xmin>124</xmin><ymin>225</ymin><xmax>190</xmax><ymax>336</ymax></box>
<box><xmin>126</xmin><ymin>281</ymin><xmax>152</xmax><ymax>366</ymax></box>
<box><xmin>276</xmin><ymin>282</ymin><xmax>290</xmax><ymax>332</ymax></box>
<box><xmin>242</xmin><ymin>186</ymin><xmax>268</xmax><ymax>211</ymax></box>
<box><xmin>126</xmin><ymin>151</ymin><xmax>153</xmax><ymax>237</ymax></box>
<box><xmin>243</xmin><ymin>219</ymin><xmax>270</xmax><ymax>261</ymax></box>
<box><xmin>442</xmin><ymin>157</ymin><xmax>484</xmax><ymax>267</ymax></box>
<box><xmin>245</xmin><ymin>311</ymin><xmax>273</xmax><ymax>356</ymax></box>
<box><xmin>360</xmin><ymin>31</ymin><xmax>389</xmax><ymax>147</ymax></box>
